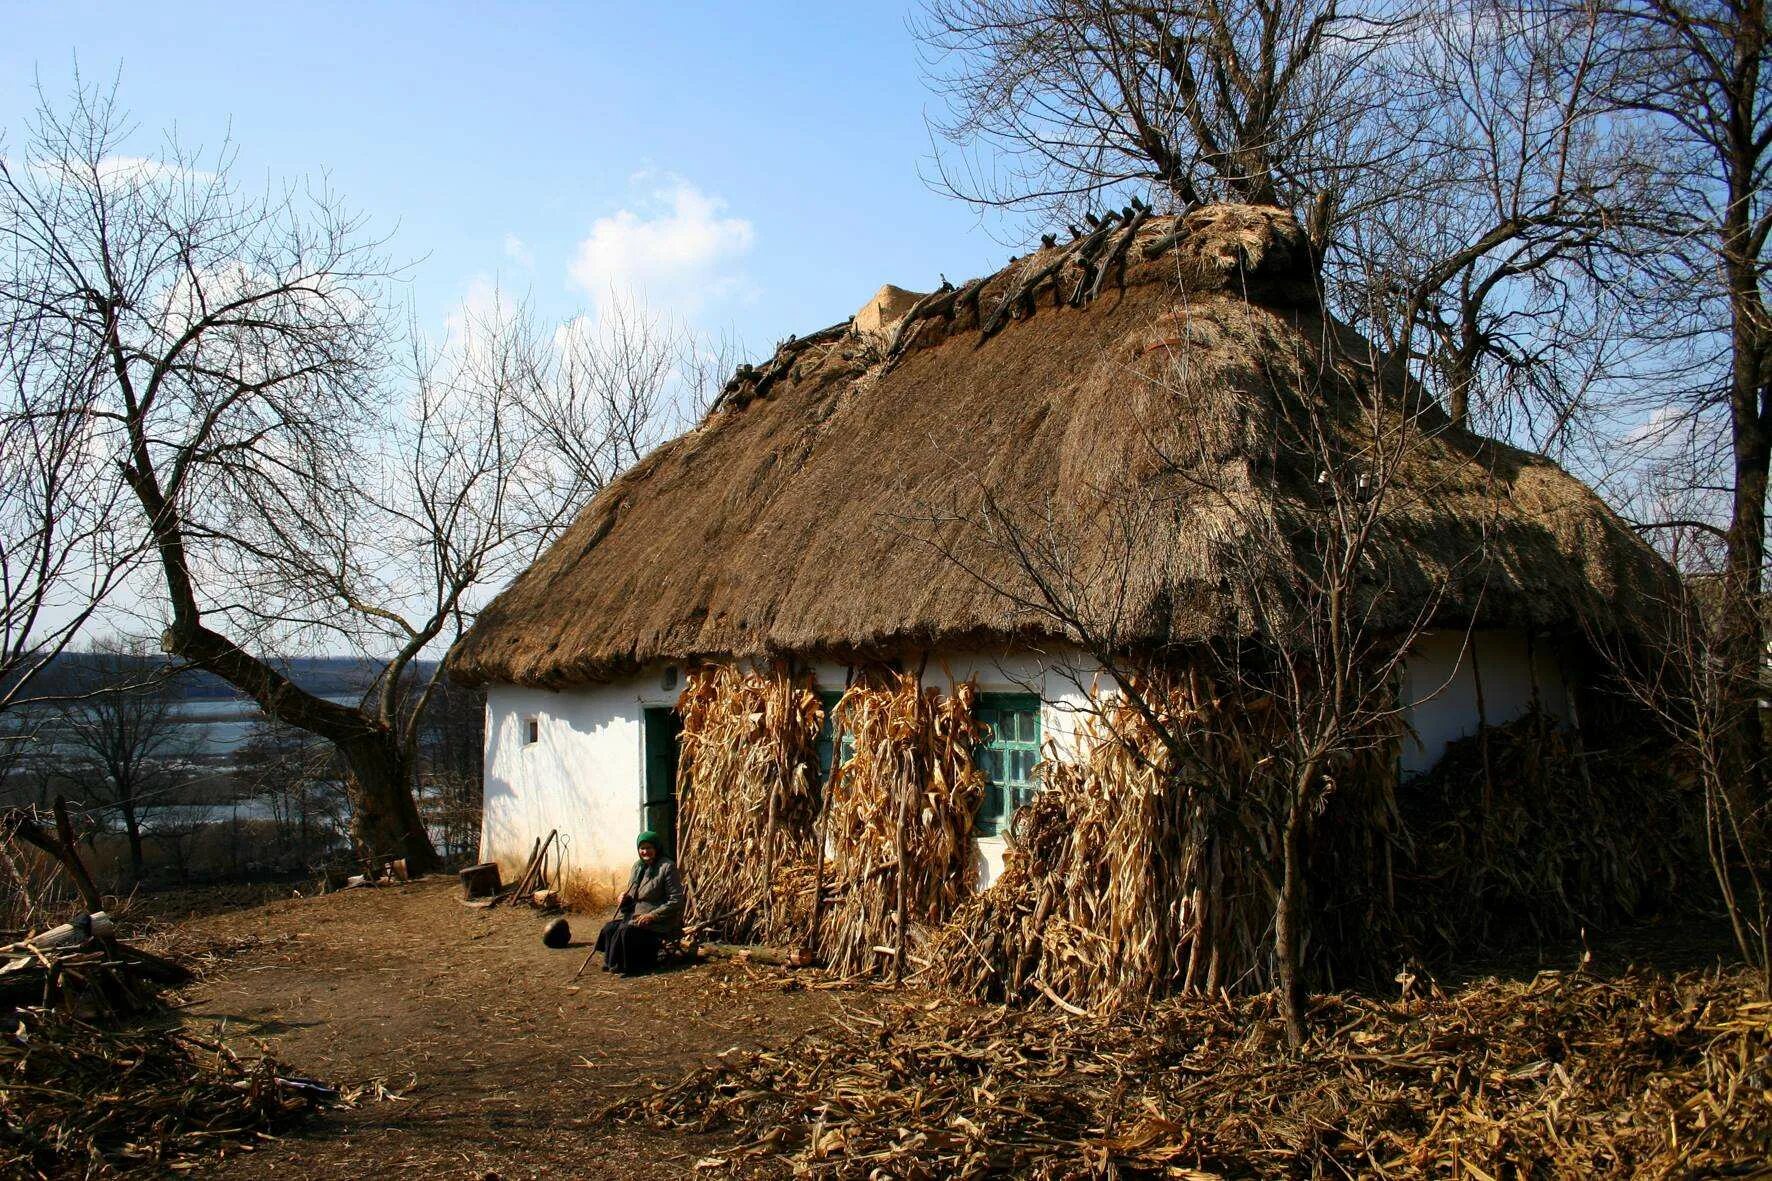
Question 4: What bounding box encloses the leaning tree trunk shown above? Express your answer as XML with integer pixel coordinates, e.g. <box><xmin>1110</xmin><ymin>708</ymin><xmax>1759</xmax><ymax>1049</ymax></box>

<box><xmin>339</xmin><ymin>729</ymin><xmax>440</xmax><ymax>874</ymax></box>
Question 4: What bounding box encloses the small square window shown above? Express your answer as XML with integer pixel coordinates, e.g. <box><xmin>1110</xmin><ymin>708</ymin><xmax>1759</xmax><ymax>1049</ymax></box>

<box><xmin>523</xmin><ymin>716</ymin><xmax>540</xmax><ymax>746</ymax></box>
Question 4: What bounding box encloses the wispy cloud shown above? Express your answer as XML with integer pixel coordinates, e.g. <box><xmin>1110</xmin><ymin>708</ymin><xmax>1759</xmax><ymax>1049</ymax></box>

<box><xmin>567</xmin><ymin>173</ymin><xmax>757</xmax><ymax>322</ymax></box>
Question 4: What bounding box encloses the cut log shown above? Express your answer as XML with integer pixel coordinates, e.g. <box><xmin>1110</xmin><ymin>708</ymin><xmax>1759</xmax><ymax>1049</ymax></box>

<box><xmin>458</xmin><ymin>862</ymin><xmax>502</xmax><ymax>899</ymax></box>
<box><xmin>533</xmin><ymin>889</ymin><xmax>561</xmax><ymax>910</ymax></box>
<box><xmin>696</xmin><ymin>942</ymin><xmax>802</xmax><ymax>966</ymax></box>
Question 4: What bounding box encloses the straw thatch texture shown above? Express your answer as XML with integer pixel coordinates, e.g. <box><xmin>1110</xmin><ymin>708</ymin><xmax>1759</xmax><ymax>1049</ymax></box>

<box><xmin>450</xmin><ymin>204</ymin><xmax>1673</xmax><ymax>689</ymax></box>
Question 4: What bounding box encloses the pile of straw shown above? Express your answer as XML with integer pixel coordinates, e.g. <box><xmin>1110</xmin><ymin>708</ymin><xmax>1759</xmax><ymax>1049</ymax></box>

<box><xmin>810</xmin><ymin>674</ymin><xmax>987</xmax><ymax>978</ymax></box>
<box><xmin>614</xmin><ymin>965</ymin><xmax>1772</xmax><ymax>1177</ymax></box>
<box><xmin>675</xmin><ymin>664</ymin><xmax>823</xmax><ymax>945</ymax></box>
<box><xmin>928</xmin><ymin>669</ymin><xmax>1398</xmax><ymax>1010</ymax></box>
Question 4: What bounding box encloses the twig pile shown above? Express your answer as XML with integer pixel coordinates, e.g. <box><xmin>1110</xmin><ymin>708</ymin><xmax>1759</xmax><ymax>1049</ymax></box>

<box><xmin>677</xmin><ymin>665</ymin><xmax>824</xmax><ymax>944</ymax></box>
<box><xmin>811</xmin><ymin>674</ymin><xmax>986</xmax><ymax>978</ymax></box>
<box><xmin>928</xmin><ymin>670</ymin><xmax>1397</xmax><ymax>1010</ymax></box>
<box><xmin>612</xmin><ymin>966</ymin><xmax>1772</xmax><ymax>1178</ymax></box>
<box><xmin>0</xmin><ymin>1006</ymin><xmax>336</xmax><ymax>1177</ymax></box>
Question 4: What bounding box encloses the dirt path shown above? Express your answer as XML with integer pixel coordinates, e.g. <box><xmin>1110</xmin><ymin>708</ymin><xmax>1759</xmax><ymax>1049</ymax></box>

<box><xmin>174</xmin><ymin>878</ymin><xmax>854</xmax><ymax>1178</ymax></box>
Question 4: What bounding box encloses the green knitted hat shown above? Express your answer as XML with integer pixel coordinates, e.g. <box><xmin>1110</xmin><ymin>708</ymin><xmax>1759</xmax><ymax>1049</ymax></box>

<box><xmin>636</xmin><ymin>830</ymin><xmax>662</xmax><ymax>850</ymax></box>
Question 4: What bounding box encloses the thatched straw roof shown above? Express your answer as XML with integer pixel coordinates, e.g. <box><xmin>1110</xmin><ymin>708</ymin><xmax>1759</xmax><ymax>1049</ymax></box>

<box><xmin>450</xmin><ymin>204</ymin><xmax>1674</xmax><ymax>689</ymax></box>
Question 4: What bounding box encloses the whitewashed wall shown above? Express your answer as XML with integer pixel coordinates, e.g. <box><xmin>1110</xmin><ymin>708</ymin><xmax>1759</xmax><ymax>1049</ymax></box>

<box><xmin>1399</xmin><ymin>630</ymin><xmax>1570</xmax><ymax>775</ymax></box>
<box><xmin>481</xmin><ymin>631</ymin><xmax>1570</xmax><ymax>891</ymax></box>
<box><xmin>481</xmin><ymin>672</ymin><xmax>682</xmax><ymax>898</ymax></box>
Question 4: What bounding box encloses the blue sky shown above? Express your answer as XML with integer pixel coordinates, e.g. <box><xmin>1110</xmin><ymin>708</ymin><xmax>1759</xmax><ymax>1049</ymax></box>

<box><xmin>3</xmin><ymin>1</ymin><xmax>1013</xmax><ymax>357</ymax></box>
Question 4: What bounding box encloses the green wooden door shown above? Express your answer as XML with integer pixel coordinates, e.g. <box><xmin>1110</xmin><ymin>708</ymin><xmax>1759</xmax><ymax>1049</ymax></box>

<box><xmin>642</xmin><ymin>707</ymin><xmax>683</xmax><ymax>854</ymax></box>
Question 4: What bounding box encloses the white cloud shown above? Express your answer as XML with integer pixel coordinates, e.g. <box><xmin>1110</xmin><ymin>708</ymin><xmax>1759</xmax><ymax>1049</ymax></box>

<box><xmin>503</xmin><ymin>232</ymin><xmax>534</xmax><ymax>270</ymax></box>
<box><xmin>567</xmin><ymin>174</ymin><xmax>757</xmax><ymax>321</ymax></box>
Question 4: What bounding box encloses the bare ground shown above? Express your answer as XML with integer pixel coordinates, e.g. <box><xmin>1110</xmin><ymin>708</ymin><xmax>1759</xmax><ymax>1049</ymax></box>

<box><xmin>165</xmin><ymin>877</ymin><xmax>868</xmax><ymax>1179</ymax></box>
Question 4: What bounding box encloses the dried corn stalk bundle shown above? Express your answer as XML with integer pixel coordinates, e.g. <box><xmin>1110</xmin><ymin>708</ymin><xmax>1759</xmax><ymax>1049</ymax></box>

<box><xmin>1384</xmin><ymin>711</ymin><xmax>1688</xmax><ymax>957</ymax></box>
<box><xmin>931</xmin><ymin>666</ymin><xmax>1400</xmax><ymax>1011</ymax></box>
<box><xmin>675</xmin><ymin>664</ymin><xmax>823</xmax><ymax>945</ymax></box>
<box><xmin>811</xmin><ymin>674</ymin><xmax>987</xmax><ymax>978</ymax></box>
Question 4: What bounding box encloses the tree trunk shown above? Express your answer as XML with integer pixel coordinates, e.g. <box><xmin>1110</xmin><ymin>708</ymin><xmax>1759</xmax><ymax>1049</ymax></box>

<box><xmin>1274</xmin><ymin>788</ymin><xmax>1309</xmax><ymax>1049</ymax></box>
<box><xmin>340</xmin><ymin>730</ymin><xmax>440</xmax><ymax>874</ymax></box>
<box><xmin>1722</xmin><ymin>258</ymin><xmax>1770</xmax><ymax>862</ymax></box>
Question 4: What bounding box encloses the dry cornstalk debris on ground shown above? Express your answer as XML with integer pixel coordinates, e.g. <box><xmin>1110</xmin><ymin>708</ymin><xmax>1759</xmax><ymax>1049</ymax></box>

<box><xmin>612</xmin><ymin>965</ymin><xmax>1772</xmax><ymax>1179</ymax></box>
<box><xmin>0</xmin><ymin>1007</ymin><xmax>345</xmax><ymax>1178</ymax></box>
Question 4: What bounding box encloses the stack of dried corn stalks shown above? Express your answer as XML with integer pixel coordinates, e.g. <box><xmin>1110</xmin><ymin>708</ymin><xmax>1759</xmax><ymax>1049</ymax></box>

<box><xmin>810</xmin><ymin>674</ymin><xmax>987</xmax><ymax>978</ymax></box>
<box><xmin>0</xmin><ymin>1005</ymin><xmax>336</xmax><ymax>1175</ymax></box>
<box><xmin>676</xmin><ymin>664</ymin><xmax>823</xmax><ymax>945</ymax></box>
<box><xmin>1386</xmin><ymin>710</ymin><xmax>1688</xmax><ymax>957</ymax></box>
<box><xmin>613</xmin><ymin>964</ymin><xmax>1772</xmax><ymax>1178</ymax></box>
<box><xmin>929</xmin><ymin>668</ymin><xmax>1398</xmax><ymax>1010</ymax></box>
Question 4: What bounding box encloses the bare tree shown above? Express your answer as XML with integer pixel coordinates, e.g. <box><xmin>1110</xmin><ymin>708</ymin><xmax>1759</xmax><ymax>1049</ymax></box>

<box><xmin>0</xmin><ymin>209</ymin><xmax>137</xmax><ymax>715</ymax></box>
<box><xmin>0</xmin><ymin>82</ymin><xmax>549</xmax><ymax>870</ymax></box>
<box><xmin>1582</xmin><ymin>0</ymin><xmax>1772</xmax><ymax>842</ymax></box>
<box><xmin>915</xmin><ymin>0</ymin><xmax>1402</xmax><ymax>235</ymax></box>
<box><xmin>52</xmin><ymin>638</ymin><xmax>194</xmax><ymax>883</ymax></box>
<box><xmin>916</xmin><ymin>0</ymin><xmax>1664</xmax><ymax>450</ymax></box>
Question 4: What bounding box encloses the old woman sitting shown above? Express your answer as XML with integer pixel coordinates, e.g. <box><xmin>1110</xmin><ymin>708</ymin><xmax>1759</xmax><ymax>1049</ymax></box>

<box><xmin>594</xmin><ymin>830</ymin><xmax>685</xmax><ymax>976</ymax></box>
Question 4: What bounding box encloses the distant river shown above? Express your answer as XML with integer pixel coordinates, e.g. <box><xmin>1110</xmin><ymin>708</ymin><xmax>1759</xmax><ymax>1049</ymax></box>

<box><xmin>168</xmin><ymin>694</ymin><xmax>359</xmax><ymax>757</ymax></box>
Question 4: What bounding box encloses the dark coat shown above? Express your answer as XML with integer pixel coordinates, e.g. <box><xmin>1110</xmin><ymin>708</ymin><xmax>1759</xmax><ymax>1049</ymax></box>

<box><xmin>624</xmin><ymin>857</ymin><xmax>685</xmax><ymax>935</ymax></box>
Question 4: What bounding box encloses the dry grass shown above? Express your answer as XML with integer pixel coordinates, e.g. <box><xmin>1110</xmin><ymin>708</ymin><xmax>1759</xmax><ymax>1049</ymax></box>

<box><xmin>612</xmin><ymin>964</ymin><xmax>1772</xmax><ymax>1178</ymax></box>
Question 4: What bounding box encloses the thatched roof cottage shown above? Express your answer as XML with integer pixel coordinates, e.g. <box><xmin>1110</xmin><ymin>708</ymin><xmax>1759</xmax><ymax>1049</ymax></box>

<box><xmin>449</xmin><ymin>204</ymin><xmax>1672</xmax><ymax>906</ymax></box>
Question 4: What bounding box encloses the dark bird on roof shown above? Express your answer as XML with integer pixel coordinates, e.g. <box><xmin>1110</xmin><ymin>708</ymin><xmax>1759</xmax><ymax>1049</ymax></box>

<box><xmin>1084</xmin><ymin>212</ymin><xmax>1101</xmax><ymax>228</ymax></box>
<box><xmin>1040</xmin><ymin>233</ymin><xmax>1057</xmax><ymax>249</ymax></box>
<box><xmin>939</xmin><ymin>273</ymin><xmax>953</xmax><ymax>291</ymax></box>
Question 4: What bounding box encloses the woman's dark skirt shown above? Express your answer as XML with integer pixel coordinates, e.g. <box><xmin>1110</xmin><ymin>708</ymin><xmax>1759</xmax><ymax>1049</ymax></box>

<box><xmin>595</xmin><ymin>919</ymin><xmax>665</xmax><ymax>975</ymax></box>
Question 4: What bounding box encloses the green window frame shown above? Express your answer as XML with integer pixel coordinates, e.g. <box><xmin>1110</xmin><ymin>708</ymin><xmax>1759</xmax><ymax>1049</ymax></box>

<box><xmin>974</xmin><ymin>693</ymin><xmax>1041</xmax><ymax>837</ymax></box>
<box><xmin>814</xmin><ymin>691</ymin><xmax>854</xmax><ymax>780</ymax></box>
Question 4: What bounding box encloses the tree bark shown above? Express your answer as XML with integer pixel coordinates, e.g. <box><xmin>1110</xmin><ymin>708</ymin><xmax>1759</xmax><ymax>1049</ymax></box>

<box><xmin>339</xmin><ymin>728</ymin><xmax>440</xmax><ymax>874</ymax></box>
<box><xmin>1275</xmin><ymin>787</ymin><xmax>1309</xmax><ymax>1049</ymax></box>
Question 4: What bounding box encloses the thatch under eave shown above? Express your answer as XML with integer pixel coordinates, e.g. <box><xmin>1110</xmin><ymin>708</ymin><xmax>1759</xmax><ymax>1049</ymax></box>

<box><xmin>449</xmin><ymin>205</ymin><xmax>1674</xmax><ymax>690</ymax></box>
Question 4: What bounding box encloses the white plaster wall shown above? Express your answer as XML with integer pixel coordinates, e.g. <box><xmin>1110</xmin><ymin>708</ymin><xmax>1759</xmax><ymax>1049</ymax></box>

<box><xmin>1399</xmin><ymin>629</ymin><xmax>1571</xmax><ymax>776</ymax></box>
<box><xmin>481</xmin><ymin>667</ymin><xmax>685</xmax><ymax>890</ymax></box>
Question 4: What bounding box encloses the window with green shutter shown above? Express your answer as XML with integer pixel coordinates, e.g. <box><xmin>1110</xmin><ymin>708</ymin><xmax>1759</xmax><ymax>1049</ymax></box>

<box><xmin>814</xmin><ymin>691</ymin><xmax>853</xmax><ymax>780</ymax></box>
<box><xmin>975</xmin><ymin>694</ymin><xmax>1041</xmax><ymax>836</ymax></box>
